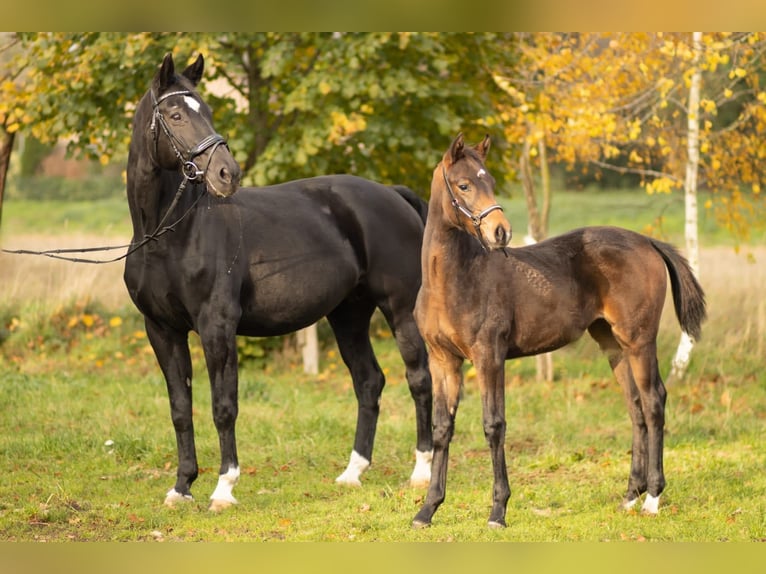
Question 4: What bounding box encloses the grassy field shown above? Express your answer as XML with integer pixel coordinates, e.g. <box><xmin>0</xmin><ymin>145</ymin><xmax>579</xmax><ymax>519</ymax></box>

<box><xmin>0</xmin><ymin>189</ymin><xmax>765</xmax><ymax>542</ymax></box>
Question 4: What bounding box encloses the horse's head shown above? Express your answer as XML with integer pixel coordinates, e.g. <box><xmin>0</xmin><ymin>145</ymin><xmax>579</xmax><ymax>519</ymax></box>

<box><xmin>144</xmin><ymin>53</ymin><xmax>241</xmax><ymax>198</ymax></box>
<box><xmin>434</xmin><ymin>133</ymin><xmax>511</xmax><ymax>250</ymax></box>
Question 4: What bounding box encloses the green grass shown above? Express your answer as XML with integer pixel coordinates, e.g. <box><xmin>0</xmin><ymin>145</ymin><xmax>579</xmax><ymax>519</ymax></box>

<box><xmin>1</xmin><ymin>187</ymin><xmax>765</xmax><ymax>542</ymax></box>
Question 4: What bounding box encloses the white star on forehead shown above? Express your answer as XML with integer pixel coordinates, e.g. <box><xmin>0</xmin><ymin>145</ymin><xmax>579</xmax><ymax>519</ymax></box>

<box><xmin>183</xmin><ymin>95</ymin><xmax>201</xmax><ymax>113</ymax></box>
<box><xmin>477</xmin><ymin>168</ymin><xmax>486</xmax><ymax>178</ymax></box>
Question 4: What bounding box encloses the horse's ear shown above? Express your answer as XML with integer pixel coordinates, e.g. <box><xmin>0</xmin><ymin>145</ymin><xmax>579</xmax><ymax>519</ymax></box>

<box><xmin>156</xmin><ymin>53</ymin><xmax>176</xmax><ymax>93</ymax></box>
<box><xmin>445</xmin><ymin>133</ymin><xmax>465</xmax><ymax>166</ymax></box>
<box><xmin>182</xmin><ymin>54</ymin><xmax>205</xmax><ymax>86</ymax></box>
<box><xmin>475</xmin><ymin>134</ymin><xmax>491</xmax><ymax>162</ymax></box>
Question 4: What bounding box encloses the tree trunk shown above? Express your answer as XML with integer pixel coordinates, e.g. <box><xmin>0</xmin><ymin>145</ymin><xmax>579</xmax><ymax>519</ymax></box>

<box><xmin>297</xmin><ymin>323</ymin><xmax>319</xmax><ymax>375</ymax></box>
<box><xmin>669</xmin><ymin>31</ymin><xmax>703</xmax><ymax>383</ymax></box>
<box><xmin>520</xmin><ymin>133</ymin><xmax>554</xmax><ymax>383</ymax></box>
<box><xmin>0</xmin><ymin>130</ymin><xmax>15</xmax><ymax>231</ymax></box>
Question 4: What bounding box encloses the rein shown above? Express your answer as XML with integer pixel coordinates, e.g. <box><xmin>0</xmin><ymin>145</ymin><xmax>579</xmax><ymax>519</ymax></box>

<box><xmin>1</xmin><ymin>89</ymin><xmax>226</xmax><ymax>265</ymax></box>
<box><xmin>441</xmin><ymin>163</ymin><xmax>504</xmax><ymax>252</ymax></box>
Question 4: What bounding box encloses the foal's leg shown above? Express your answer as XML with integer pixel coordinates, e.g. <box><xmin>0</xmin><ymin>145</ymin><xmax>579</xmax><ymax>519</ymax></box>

<box><xmin>328</xmin><ymin>298</ymin><xmax>384</xmax><ymax>486</ymax></box>
<box><xmin>413</xmin><ymin>351</ymin><xmax>463</xmax><ymax>528</ymax></box>
<box><xmin>144</xmin><ymin>318</ymin><xmax>197</xmax><ymax>505</ymax></box>
<box><xmin>610</xmin><ymin>353</ymin><xmax>650</xmax><ymax>507</ymax></box>
<box><xmin>378</xmin><ymin>302</ymin><xmax>433</xmax><ymax>487</ymax></box>
<box><xmin>626</xmin><ymin>345</ymin><xmax>666</xmax><ymax>515</ymax></box>
<box><xmin>590</xmin><ymin>322</ymin><xmax>652</xmax><ymax>511</ymax></box>
<box><xmin>198</xmin><ymin>303</ymin><xmax>242</xmax><ymax>511</ymax></box>
<box><xmin>475</xmin><ymin>353</ymin><xmax>510</xmax><ymax>527</ymax></box>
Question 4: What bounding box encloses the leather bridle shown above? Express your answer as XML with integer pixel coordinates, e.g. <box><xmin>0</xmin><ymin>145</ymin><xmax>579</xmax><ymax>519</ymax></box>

<box><xmin>150</xmin><ymin>88</ymin><xmax>228</xmax><ymax>183</ymax></box>
<box><xmin>441</xmin><ymin>163</ymin><xmax>504</xmax><ymax>252</ymax></box>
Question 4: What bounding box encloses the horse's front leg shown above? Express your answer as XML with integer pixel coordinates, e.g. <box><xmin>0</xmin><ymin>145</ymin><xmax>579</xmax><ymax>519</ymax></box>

<box><xmin>198</xmin><ymin>303</ymin><xmax>242</xmax><ymax>512</ymax></box>
<box><xmin>412</xmin><ymin>350</ymin><xmax>463</xmax><ymax>528</ymax></box>
<box><xmin>144</xmin><ymin>318</ymin><xmax>198</xmax><ymax>505</ymax></box>
<box><xmin>476</xmin><ymin>352</ymin><xmax>510</xmax><ymax>527</ymax></box>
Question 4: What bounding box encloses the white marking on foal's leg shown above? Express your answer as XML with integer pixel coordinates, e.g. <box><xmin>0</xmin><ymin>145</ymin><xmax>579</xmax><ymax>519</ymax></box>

<box><xmin>641</xmin><ymin>493</ymin><xmax>660</xmax><ymax>515</ymax></box>
<box><xmin>209</xmin><ymin>466</ymin><xmax>240</xmax><ymax>512</ymax></box>
<box><xmin>335</xmin><ymin>451</ymin><xmax>370</xmax><ymax>486</ymax></box>
<box><xmin>164</xmin><ymin>488</ymin><xmax>193</xmax><ymax>507</ymax></box>
<box><xmin>409</xmin><ymin>449</ymin><xmax>433</xmax><ymax>487</ymax></box>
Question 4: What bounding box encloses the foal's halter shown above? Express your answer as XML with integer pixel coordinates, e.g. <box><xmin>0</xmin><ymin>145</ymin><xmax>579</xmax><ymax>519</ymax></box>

<box><xmin>441</xmin><ymin>163</ymin><xmax>504</xmax><ymax>251</ymax></box>
<box><xmin>150</xmin><ymin>88</ymin><xmax>228</xmax><ymax>183</ymax></box>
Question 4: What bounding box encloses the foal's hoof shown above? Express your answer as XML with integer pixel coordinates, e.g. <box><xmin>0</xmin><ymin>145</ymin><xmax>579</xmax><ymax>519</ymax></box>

<box><xmin>488</xmin><ymin>519</ymin><xmax>506</xmax><ymax>529</ymax></box>
<box><xmin>412</xmin><ymin>519</ymin><xmax>431</xmax><ymax>530</ymax></box>
<box><xmin>209</xmin><ymin>498</ymin><xmax>237</xmax><ymax>513</ymax></box>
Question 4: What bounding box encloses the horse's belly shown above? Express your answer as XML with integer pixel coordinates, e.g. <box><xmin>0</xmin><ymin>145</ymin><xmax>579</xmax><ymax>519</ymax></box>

<box><xmin>237</xmin><ymin>258</ymin><xmax>359</xmax><ymax>336</ymax></box>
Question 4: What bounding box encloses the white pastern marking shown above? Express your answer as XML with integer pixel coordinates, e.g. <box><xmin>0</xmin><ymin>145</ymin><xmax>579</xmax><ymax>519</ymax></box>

<box><xmin>409</xmin><ymin>449</ymin><xmax>433</xmax><ymax>487</ymax></box>
<box><xmin>622</xmin><ymin>497</ymin><xmax>639</xmax><ymax>510</ymax></box>
<box><xmin>209</xmin><ymin>466</ymin><xmax>240</xmax><ymax>504</ymax></box>
<box><xmin>183</xmin><ymin>95</ymin><xmax>201</xmax><ymax>113</ymax></box>
<box><xmin>642</xmin><ymin>494</ymin><xmax>660</xmax><ymax>515</ymax></box>
<box><xmin>164</xmin><ymin>488</ymin><xmax>193</xmax><ymax>506</ymax></box>
<box><xmin>335</xmin><ymin>451</ymin><xmax>370</xmax><ymax>486</ymax></box>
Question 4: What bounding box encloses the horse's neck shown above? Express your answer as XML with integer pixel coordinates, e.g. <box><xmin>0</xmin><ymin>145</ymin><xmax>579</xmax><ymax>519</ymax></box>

<box><xmin>126</xmin><ymin>153</ymin><xmax>183</xmax><ymax>240</ymax></box>
<box><xmin>421</xmin><ymin>211</ymin><xmax>477</xmax><ymax>290</ymax></box>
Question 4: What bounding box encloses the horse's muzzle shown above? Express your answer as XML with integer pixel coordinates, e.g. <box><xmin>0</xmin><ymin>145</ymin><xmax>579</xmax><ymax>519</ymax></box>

<box><xmin>206</xmin><ymin>153</ymin><xmax>241</xmax><ymax>198</ymax></box>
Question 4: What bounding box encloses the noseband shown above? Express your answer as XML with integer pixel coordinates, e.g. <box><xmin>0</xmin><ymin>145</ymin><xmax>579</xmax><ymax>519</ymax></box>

<box><xmin>150</xmin><ymin>89</ymin><xmax>228</xmax><ymax>183</ymax></box>
<box><xmin>441</xmin><ymin>163</ymin><xmax>504</xmax><ymax>251</ymax></box>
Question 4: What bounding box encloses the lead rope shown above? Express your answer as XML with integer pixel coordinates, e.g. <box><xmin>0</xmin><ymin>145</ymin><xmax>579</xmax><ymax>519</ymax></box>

<box><xmin>2</xmin><ymin>89</ymin><xmax>225</xmax><ymax>264</ymax></box>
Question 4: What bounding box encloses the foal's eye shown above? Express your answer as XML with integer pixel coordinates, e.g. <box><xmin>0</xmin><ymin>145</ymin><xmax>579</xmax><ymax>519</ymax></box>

<box><xmin>458</xmin><ymin>183</ymin><xmax>469</xmax><ymax>192</ymax></box>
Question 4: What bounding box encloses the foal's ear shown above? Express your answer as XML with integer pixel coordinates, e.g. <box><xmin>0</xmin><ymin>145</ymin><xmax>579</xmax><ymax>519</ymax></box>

<box><xmin>182</xmin><ymin>54</ymin><xmax>205</xmax><ymax>86</ymax></box>
<box><xmin>474</xmin><ymin>134</ymin><xmax>491</xmax><ymax>161</ymax></box>
<box><xmin>445</xmin><ymin>132</ymin><xmax>465</xmax><ymax>166</ymax></box>
<box><xmin>156</xmin><ymin>52</ymin><xmax>176</xmax><ymax>93</ymax></box>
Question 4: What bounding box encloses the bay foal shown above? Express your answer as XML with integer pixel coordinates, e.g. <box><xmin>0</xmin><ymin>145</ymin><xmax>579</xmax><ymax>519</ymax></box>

<box><xmin>412</xmin><ymin>133</ymin><xmax>706</xmax><ymax>527</ymax></box>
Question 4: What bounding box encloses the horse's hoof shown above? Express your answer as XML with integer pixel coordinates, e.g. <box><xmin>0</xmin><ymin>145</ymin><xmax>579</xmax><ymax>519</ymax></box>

<box><xmin>409</xmin><ymin>477</ymin><xmax>430</xmax><ymax>489</ymax></box>
<box><xmin>640</xmin><ymin>494</ymin><xmax>660</xmax><ymax>515</ymax></box>
<box><xmin>164</xmin><ymin>489</ymin><xmax>193</xmax><ymax>507</ymax></box>
<box><xmin>620</xmin><ymin>497</ymin><xmax>639</xmax><ymax>512</ymax></box>
<box><xmin>412</xmin><ymin>519</ymin><xmax>431</xmax><ymax>529</ymax></box>
<box><xmin>335</xmin><ymin>475</ymin><xmax>363</xmax><ymax>487</ymax></box>
<box><xmin>209</xmin><ymin>498</ymin><xmax>236</xmax><ymax>512</ymax></box>
<box><xmin>488</xmin><ymin>519</ymin><xmax>506</xmax><ymax>529</ymax></box>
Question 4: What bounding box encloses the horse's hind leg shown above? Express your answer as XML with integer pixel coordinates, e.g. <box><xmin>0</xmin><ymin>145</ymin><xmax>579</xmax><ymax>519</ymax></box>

<box><xmin>378</xmin><ymin>302</ymin><xmax>433</xmax><ymax>487</ymax></box>
<box><xmin>144</xmin><ymin>317</ymin><xmax>198</xmax><ymax>506</ymax></box>
<box><xmin>590</xmin><ymin>321</ymin><xmax>665</xmax><ymax>515</ymax></box>
<box><xmin>328</xmin><ymin>297</ymin><xmax>385</xmax><ymax>486</ymax></box>
<box><xmin>626</xmin><ymin>344</ymin><xmax>666</xmax><ymax>514</ymax></box>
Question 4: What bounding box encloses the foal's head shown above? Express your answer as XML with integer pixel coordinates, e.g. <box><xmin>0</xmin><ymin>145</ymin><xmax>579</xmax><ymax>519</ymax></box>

<box><xmin>143</xmin><ymin>53</ymin><xmax>241</xmax><ymax>198</ymax></box>
<box><xmin>433</xmin><ymin>133</ymin><xmax>511</xmax><ymax>250</ymax></box>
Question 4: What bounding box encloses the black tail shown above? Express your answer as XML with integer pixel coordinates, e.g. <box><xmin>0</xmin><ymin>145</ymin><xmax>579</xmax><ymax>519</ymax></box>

<box><xmin>650</xmin><ymin>238</ymin><xmax>707</xmax><ymax>340</ymax></box>
<box><xmin>391</xmin><ymin>185</ymin><xmax>428</xmax><ymax>225</ymax></box>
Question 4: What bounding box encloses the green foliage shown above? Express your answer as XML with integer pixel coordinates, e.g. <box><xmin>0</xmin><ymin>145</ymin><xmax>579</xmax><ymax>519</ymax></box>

<box><xmin>17</xmin><ymin>136</ymin><xmax>52</xmax><ymax>177</ymax></box>
<box><xmin>8</xmin><ymin>32</ymin><xmax>512</xmax><ymax>197</ymax></box>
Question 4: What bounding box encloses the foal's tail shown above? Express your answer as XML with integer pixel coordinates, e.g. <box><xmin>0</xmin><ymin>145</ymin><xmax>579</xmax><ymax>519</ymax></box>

<box><xmin>391</xmin><ymin>185</ymin><xmax>428</xmax><ymax>225</ymax></box>
<box><xmin>650</xmin><ymin>239</ymin><xmax>707</xmax><ymax>340</ymax></box>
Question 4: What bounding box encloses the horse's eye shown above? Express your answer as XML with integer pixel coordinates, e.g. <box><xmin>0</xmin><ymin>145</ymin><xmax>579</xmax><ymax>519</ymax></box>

<box><xmin>458</xmin><ymin>184</ymin><xmax>469</xmax><ymax>192</ymax></box>
<box><xmin>170</xmin><ymin>112</ymin><xmax>182</xmax><ymax>121</ymax></box>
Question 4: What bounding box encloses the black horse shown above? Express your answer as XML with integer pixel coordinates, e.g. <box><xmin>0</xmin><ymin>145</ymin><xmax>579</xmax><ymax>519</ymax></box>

<box><xmin>124</xmin><ymin>53</ymin><xmax>432</xmax><ymax>510</ymax></box>
<box><xmin>412</xmin><ymin>134</ymin><xmax>706</xmax><ymax>527</ymax></box>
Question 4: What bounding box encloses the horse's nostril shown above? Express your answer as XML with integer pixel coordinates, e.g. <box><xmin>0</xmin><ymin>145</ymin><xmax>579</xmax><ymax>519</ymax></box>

<box><xmin>495</xmin><ymin>225</ymin><xmax>507</xmax><ymax>245</ymax></box>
